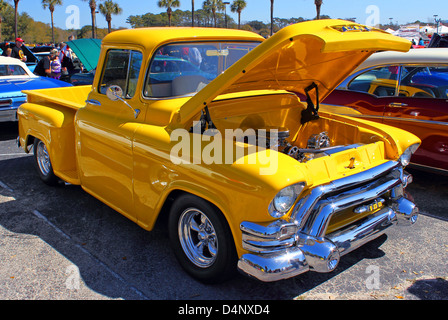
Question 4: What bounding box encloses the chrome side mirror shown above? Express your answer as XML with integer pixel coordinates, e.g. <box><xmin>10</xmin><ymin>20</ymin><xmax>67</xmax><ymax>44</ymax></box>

<box><xmin>106</xmin><ymin>85</ymin><xmax>140</xmax><ymax>119</ymax></box>
<box><xmin>106</xmin><ymin>85</ymin><xmax>123</xmax><ymax>101</ymax></box>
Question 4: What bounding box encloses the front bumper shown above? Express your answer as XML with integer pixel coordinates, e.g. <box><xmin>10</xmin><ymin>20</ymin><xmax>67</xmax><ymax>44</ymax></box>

<box><xmin>238</xmin><ymin>161</ymin><xmax>418</xmax><ymax>282</ymax></box>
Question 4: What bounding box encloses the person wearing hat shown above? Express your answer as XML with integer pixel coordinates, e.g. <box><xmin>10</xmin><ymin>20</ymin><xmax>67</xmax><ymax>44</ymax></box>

<box><xmin>34</xmin><ymin>49</ymin><xmax>57</xmax><ymax>77</ymax></box>
<box><xmin>11</xmin><ymin>38</ymin><xmax>27</xmax><ymax>62</ymax></box>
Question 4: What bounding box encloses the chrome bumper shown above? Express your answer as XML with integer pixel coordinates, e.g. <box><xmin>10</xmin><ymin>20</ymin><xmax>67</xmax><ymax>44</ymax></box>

<box><xmin>238</xmin><ymin>161</ymin><xmax>418</xmax><ymax>282</ymax></box>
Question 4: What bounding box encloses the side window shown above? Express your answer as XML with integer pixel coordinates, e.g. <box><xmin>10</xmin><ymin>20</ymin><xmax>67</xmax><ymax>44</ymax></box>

<box><xmin>348</xmin><ymin>66</ymin><xmax>399</xmax><ymax>97</ymax></box>
<box><xmin>400</xmin><ymin>66</ymin><xmax>448</xmax><ymax>99</ymax></box>
<box><xmin>99</xmin><ymin>49</ymin><xmax>142</xmax><ymax>99</ymax></box>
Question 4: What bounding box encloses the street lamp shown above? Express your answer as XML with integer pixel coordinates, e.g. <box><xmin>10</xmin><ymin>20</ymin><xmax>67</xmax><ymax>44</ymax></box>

<box><xmin>223</xmin><ymin>2</ymin><xmax>230</xmax><ymax>28</ymax></box>
<box><xmin>434</xmin><ymin>15</ymin><xmax>442</xmax><ymax>34</ymax></box>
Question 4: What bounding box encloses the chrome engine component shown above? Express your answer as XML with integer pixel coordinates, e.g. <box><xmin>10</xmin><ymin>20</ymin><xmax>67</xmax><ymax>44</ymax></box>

<box><xmin>254</xmin><ymin>129</ymin><xmax>349</xmax><ymax>163</ymax></box>
<box><xmin>256</xmin><ymin>128</ymin><xmax>290</xmax><ymax>150</ymax></box>
<box><xmin>307</xmin><ymin>131</ymin><xmax>331</xmax><ymax>149</ymax></box>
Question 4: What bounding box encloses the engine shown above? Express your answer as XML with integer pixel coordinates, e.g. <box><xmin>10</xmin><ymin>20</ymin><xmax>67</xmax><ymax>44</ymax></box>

<box><xmin>255</xmin><ymin>128</ymin><xmax>349</xmax><ymax>163</ymax></box>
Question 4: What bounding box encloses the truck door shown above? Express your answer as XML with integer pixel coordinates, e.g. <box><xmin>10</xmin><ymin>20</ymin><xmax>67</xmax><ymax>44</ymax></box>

<box><xmin>76</xmin><ymin>49</ymin><xmax>143</xmax><ymax>221</ymax></box>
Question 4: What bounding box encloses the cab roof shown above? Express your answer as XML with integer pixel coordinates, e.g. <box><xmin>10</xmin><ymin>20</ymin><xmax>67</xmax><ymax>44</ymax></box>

<box><xmin>102</xmin><ymin>27</ymin><xmax>265</xmax><ymax>51</ymax></box>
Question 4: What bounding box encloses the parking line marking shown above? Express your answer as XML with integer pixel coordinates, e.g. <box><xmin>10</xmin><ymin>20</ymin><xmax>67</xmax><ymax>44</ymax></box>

<box><xmin>0</xmin><ymin>180</ymin><xmax>14</xmax><ymax>192</ymax></box>
<box><xmin>32</xmin><ymin>210</ymin><xmax>149</xmax><ymax>299</ymax></box>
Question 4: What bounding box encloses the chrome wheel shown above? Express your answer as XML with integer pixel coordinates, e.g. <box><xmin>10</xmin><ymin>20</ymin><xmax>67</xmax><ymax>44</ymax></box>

<box><xmin>178</xmin><ymin>208</ymin><xmax>218</xmax><ymax>268</ymax></box>
<box><xmin>36</xmin><ymin>140</ymin><xmax>52</xmax><ymax>176</ymax></box>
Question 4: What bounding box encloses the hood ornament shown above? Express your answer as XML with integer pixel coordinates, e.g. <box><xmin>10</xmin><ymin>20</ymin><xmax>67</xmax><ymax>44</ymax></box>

<box><xmin>346</xmin><ymin>157</ymin><xmax>356</xmax><ymax>169</ymax></box>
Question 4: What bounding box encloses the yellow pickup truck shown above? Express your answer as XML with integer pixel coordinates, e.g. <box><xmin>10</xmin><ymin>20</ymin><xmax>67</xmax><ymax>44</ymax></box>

<box><xmin>17</xmin><ymin>20</ymin><xmax>420</xmax><ymax>283</ymax></box>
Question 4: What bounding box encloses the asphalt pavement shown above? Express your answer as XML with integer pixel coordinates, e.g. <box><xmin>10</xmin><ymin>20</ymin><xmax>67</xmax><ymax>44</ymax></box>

<box><xmin>0</xmin><ymin>121</ymin><xmax>447</xmax><ymax>301</ymax></box>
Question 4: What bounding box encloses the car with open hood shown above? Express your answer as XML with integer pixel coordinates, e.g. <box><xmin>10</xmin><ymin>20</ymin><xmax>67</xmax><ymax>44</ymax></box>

<box><xmin>17</xmin><ymin>20</ymin><xmax>420</xmax><ymax>283</ymax></box>
<box><xmin>66</xmin><ymin>38</ymin><xmax>101</xmax><ymax>86</ymax></box>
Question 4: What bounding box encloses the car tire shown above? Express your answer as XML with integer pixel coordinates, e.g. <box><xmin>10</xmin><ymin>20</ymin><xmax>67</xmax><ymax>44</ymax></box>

<box><xmin>33</xmin><ymin>139</ymin><xmax>59</xmax><ymax>186</ymax></box>
<box><xmin>168</xmin><ymin>194</ymin><xmax>238</xmax><ymax>284</ymax></box>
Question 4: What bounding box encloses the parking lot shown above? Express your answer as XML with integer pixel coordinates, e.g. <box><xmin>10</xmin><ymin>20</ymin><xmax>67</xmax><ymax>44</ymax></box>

<box><xmin>0</xmin><ymin>121</ymin><xmax>447</xmax><ymax>301</ymax></box>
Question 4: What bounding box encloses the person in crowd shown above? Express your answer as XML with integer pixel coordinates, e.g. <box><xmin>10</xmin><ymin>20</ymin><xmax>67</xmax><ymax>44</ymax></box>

<box><xmin>34</xmin><ymin>49</ymin><xmax>55</xmax><ymax>77</ymax></box>
<box><xmin>49</xmin><ymin>49</ymin><xmax>62</xmax><ymax>79</ymax></box>
<box><xmin>11</xmin><ymin>38</ymin><xmax>27</xmax><ymax>62</ymax></box>
<box><xmin>60</xmin><ymin>36</ymin><xmax>76</xmax><ymax>79</ymax></box>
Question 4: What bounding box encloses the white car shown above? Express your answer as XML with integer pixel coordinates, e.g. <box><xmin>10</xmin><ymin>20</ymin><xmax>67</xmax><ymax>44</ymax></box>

<box><xmin>0</xmin><ymin>56</ymin><xmax>71</xmax><ymax>122</ymax></box>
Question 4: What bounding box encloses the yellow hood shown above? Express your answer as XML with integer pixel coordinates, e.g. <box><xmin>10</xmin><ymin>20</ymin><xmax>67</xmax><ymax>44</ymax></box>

<box><xmin>177</xmin><ymin>19</ymin><xmax>411</xmax><ymax>124</ymax></box>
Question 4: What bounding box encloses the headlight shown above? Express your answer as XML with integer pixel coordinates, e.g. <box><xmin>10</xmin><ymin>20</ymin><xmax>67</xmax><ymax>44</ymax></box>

<box><xmin>269</xmin><ymin>182</ymin><xmax>306</xmax><ymax>218</ymax></box>
<box><xmin>399</xmin><ymin>143</ymin><xmax>420</xmax><ymax>167</ymax></box>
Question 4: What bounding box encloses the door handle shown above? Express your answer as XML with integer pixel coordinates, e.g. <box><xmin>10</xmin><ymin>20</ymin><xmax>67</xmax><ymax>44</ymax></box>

<box><xmin>388</xmin><ymin>102</ymin><xmax>408</xmax><ymax>108</ymax></box>
<box><xmin>86</xmin><ymin>99</ymin><xmax>101</xmax><ymax>106</ymax></box>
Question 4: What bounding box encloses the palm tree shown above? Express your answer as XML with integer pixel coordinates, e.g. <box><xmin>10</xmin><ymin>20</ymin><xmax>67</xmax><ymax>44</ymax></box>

<box><xmin>13</xmin><ymin>0</ymin><xmax>19</xmax><ymax>39</ymax></box>
<box><xmin>99</xmin><ymin>0</ymin><xmax>122</xmax><ymax>33</ymax></box>
<box><xmin>157</xmin><ymin>0</ymin><xmax>181</xmax><ymax>27</ymax></box>
<box><xmin>230</xmin><ymin>0</ymin><xmax>246</xmax><ymax>29</ymax></box>
<box><xmin>42</xmin><ymin>0</ymin><xmax>63</xmax><ymax>45</ymax></box>
<box><xmin>191</xmin><ymin>0</ymin><xmax>195</xmax><ymax>27</ymax></box>
<box><xmin>270</xmin><ymin>0</ymin><xmax>274</xmax><ymax>36</ymax></box>
<box><xmin>315</xmin><ymin>0</ymin><xmax>322</xmax><ymax>20</ymax></box>
<box><xmin>82</xmin><ymin>0</ymin><xmax>102</xmax><ymax>38</ymax></box>
<box><xmin>203</xmin><ymin>0</ymin><xmax>224</xmax><ymax>28</ymax></box>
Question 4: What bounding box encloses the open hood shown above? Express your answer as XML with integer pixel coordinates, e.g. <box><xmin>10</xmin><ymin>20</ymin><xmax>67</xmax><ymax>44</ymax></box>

<box><xmin>177</xmin><ymin>19</ymin><xmax>411</xmax><ymax>125</ymax></box>
<box><xmin>67</xmin><ymin>39</ymin><xmax>102</xmax><ymax>72</ymax></box>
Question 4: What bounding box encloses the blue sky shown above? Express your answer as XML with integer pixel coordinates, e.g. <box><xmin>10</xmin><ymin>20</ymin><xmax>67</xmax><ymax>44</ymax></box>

<box><xmin>13</xmin><ymin>0</ymin><xmax>448</xmax><ymax>30</ymax></box>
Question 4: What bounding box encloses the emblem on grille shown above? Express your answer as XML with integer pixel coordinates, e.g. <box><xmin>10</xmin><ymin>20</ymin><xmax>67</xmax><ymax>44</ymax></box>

<box><xmin>354</xmin><ymin>198</ymin><xmax>385</xmax><ymax>214</ymax></box>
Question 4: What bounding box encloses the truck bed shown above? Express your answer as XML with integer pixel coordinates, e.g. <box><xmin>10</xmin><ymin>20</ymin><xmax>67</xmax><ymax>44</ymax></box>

<box><xmin>18</xmin><ymin>86</ymin><xmax>92</xmax><ymax>185</ymax></box>
<box><xmin>22</xmin><ymin>85</ymin><xmax>92</xmax><ymax>110</ymax></box>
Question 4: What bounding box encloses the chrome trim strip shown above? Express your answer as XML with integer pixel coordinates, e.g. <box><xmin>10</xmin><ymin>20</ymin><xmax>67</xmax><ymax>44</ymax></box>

<box><xmin>382</xmin><ymin>116</ymin><xmax>448</xmax><ymax>127</ymax></box>
<box><xmin>322</xmin><ymin>109</ymin><xmax>448</xmax><ymax>127</ymax></box>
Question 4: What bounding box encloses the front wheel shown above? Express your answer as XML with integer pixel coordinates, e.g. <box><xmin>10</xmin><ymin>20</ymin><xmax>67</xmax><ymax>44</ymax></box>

<box><xmin>33</xmin><ymin>139</ymin><xmax>59</xmax><ymax>186</ymax></box>
<box><xmin>168</xmin><ymin>194</ymin><xmax>238</xmax><ymax>283</ymax></box>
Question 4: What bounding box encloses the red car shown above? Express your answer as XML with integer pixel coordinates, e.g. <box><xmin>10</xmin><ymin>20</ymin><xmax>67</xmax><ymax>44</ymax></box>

<box><xmin>322</xmin><ymin>48</ymin><xmax>448</xmax><ymax>174</ymax></box>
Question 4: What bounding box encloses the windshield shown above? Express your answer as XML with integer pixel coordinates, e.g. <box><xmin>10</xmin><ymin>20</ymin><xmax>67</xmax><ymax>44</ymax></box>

<box><xmin>144</xmin><ymin>41</ymin><xmax>260</xmax><ymax>98</ymax></box>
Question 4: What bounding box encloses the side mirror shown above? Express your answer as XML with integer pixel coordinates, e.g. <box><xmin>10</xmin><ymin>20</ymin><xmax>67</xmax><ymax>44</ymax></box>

<box><xmin>106</xmin><ymin>85</ymin><xmax>140</xmax><ymax>119</ymax></box>
<box><xmin>106</xmin><ymin>85</ymin><xmax>123</xmax><ymax>101</ymax></box>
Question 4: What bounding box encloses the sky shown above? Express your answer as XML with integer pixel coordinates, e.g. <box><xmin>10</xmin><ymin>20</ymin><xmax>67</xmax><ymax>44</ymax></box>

<box><xmin>11</xmin><ymin>0</ymin><xmax>448</xmax><ymax>30</ymax></box>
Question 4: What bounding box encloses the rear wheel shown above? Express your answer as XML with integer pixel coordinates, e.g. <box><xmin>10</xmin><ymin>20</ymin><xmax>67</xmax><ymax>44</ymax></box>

<box><xmin>33</xmin><ymin>139</ymin><xmax>59</xmax><ymax>186</ymax></box>
<box><xmin>168</xmin><ymin>194</ymin><xmax>237</xmax><ymax>283</ymax></box>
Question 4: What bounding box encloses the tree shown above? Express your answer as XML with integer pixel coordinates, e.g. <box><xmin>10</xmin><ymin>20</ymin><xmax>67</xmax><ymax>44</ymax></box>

<box><xmin>42</xmin><ymin>0</ymin><xmax>63</xmax><ymax>44</ymax></box>
<box><xmin>82</xmin><ymin>0</ymin><xmax>102</xmax><ymax>38</ymax></box>
<box><xmin>157</xmin><ymin>0</ymin><xmax>180</xmax><ymax>27</ymax></box>
<box><xmin>99</xmin><ymin>0</ymin><xmax>122</xmax><ymax>33</ymax></box>
<box><xmin>270</xmin><ymin>0</ymin><xmax>274</xmax><ymax>36</ymax></box>
<box><xmin>13</xmin><ymin>0</ymin><xmax>19</xmax><ymax>38</ymax></box>
<box><xmin>203</xmin><ymin>0</ymin><xmax>224</xmax><ymax>28</ymax></box>
<box><xmin>315</xmin><ymin>0</ymin><xmax>322</xmax><ymax>20</ymax></box>
<box><xmin>191</xmin><ymin>0</ymin><xmax>194</xmax><ymax>27</ymax></box>
<box><xmin>0</xmin><ymin>0</ymin><xmax>9</xmax><ymax>41</ymax></box>
<box><xmin>230</xmin><ymin>0</ymin><xmax>246</xmax><ymax>29</ymax></box>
